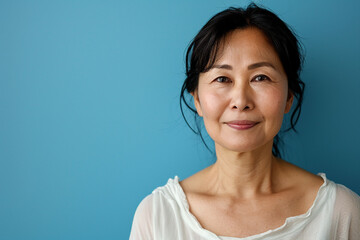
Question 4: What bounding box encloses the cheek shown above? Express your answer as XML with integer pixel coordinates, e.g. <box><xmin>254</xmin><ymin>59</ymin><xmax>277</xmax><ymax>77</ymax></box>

<box><xmin>199</xmin><ymin>91</ymin><xmax>227</xmax><ymax>119</ymax></box>
<box><xmin>259</xmin><ymin>87</ymin><xmax>288</xmax><ymax>122</ymax></box>
<box><xmin>199</xmin><ymin>92</ymin><xmax>226</xmax><ymax>143</ymax></box>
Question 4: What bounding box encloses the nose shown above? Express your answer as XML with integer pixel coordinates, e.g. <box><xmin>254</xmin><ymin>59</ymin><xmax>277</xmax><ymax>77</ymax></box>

<box><xmin>229</xmin><ymin>82</ymin><xmax>254</xmax><ymax>111</ymax></box>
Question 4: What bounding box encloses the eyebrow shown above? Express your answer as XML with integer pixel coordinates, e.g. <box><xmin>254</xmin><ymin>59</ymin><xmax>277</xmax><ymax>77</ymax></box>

<box><xmin>210</xmin><ymin>62</ymin><xmax>277</xmax><ymax>71</ymax></box>
<box><xmin>211</xmin><ymin>64</ymin><xmax>233</xmax><ymax>70</ymax></box>
<box><xmin>248</xmin><ymin>62</ymin><xmax>277</xmax><ymax>70</ymax></box>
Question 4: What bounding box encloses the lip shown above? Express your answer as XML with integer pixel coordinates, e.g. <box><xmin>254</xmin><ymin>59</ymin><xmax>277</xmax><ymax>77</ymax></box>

<box><xmin>225</xmin><ymin>120</ymin><xmax>259</xmax><ymax>130</ymax></box>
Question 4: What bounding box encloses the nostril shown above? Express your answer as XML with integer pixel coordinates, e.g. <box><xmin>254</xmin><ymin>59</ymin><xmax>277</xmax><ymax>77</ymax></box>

<box><xmin>232</xmin><ymin>105</ymin><xmax>250</xmax><ymax>110</ymax></box>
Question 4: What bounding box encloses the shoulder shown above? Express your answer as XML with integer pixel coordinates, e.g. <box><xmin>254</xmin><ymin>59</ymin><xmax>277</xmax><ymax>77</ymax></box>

<box><xmin>133</xmin><ymin>194</ymin><xmax>154</xmax><ymax>220</ymax></box>
<box><xmin>134</xmin><ymin>176</ymin><xmax>183</xmax><ymax>215</ymax></box>
<box><xmin>331</xmin><ymin>183</ymin><xmax>360</xmax><ymax>239</ymax></box>
<box><xmin>334</xmin><ymin>184</ymin><xmax>360</xmax><ymax>214</ymax></box>
<box><xmin>276</xmin><ymin>159</ymin><xmax>324</xmax><ymax>195</ymax></box>
<box><xmin>336</xmin><ymin>184</ymin><xmax>360</xmax><ymax>202</ymax></box>
<box><xmin>130</xmin><ymin>177</ymin><xmax>177</xmax><ymax>240</ymax></box>
<box><xmin>130</xmin><ymin>194</ymin><xmax>154</xmax><ymax>240</ymax></box>
<box><xmin>130</xmin><ymin>177</ymin><xmax>187</xmax><ymax>240</ymax></box>
<box><xmin>132</xmin><ymin>177</ymin><xmax>184</xmax><ymax>221</ymax></box>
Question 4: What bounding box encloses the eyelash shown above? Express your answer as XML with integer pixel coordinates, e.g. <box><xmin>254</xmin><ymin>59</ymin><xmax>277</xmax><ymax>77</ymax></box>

<box><xmin>215</xmin><ymin>76</ymin><xmax>231</xmax><ymax>83</ymax></box>
<box><xmin>213</xmin><ymin>74</ymin><xmax>270</xmax><ymax>83</ymax></box>
<box><xmin>252</xmin><ymin>74</ymin><xmax>270</xmax><ymax>82</ymax></box>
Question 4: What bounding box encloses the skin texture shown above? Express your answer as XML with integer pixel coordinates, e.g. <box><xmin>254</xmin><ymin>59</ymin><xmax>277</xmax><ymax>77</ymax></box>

<box><xmin>180</xmin><ymin>28</ymin><xmax>324</xmax><ymax>238</ymax></box>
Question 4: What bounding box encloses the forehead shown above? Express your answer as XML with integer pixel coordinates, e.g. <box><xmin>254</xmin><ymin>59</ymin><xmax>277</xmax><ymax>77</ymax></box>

<box><xmin>214</xmin><ymin>27</ymin><xmax>282</xmax><ymax>67</ymax></box>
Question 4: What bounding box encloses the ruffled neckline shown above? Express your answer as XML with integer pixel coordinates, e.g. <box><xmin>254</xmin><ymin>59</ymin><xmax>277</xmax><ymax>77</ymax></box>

<box><xmin>167</xmin><ymin>173</ymin><xmax>330</xmax><ymax>240</ymax></box>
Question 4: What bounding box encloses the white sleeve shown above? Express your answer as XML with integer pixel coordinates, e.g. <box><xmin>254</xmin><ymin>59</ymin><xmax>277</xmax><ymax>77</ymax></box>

<box><xmin>129</xmin><ymin>194</ymin><xmax>154</xmax><ymax>240</ymax></box>
<box><xmin>331</xmin><ymin>184</ymin><xmax>360</xmax><ymax>240</ymax></box>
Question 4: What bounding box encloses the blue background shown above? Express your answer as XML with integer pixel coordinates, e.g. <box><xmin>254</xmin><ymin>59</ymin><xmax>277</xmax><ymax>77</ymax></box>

<box><xmin>1</xmin><ymin>0</ymin><xmax>359</xmax><ymax>239</ymax></box>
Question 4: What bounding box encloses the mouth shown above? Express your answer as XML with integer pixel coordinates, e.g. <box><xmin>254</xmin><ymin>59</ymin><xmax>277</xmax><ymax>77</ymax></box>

<box><xmin>225</xmin><ymin>120</ymin><xmax>259</xmax><ymax>130</ymax></box>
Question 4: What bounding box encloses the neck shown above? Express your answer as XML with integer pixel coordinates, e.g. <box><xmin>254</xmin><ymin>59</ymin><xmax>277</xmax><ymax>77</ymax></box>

<box><xmin>206</xmin><ymin>141</ymin><xmax>281</xmax><ymax>198</ymax></box>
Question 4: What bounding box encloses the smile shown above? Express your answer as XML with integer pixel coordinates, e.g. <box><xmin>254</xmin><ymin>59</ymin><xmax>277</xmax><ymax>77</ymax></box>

<box><xmin>225</xmin><ymin>121</ymin><xmax>259</xmax><ymax>130</ymax></box>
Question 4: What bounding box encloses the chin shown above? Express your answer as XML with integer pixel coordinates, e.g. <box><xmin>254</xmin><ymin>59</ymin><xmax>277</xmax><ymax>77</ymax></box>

<box><xmin>215</xmin><ymin>136</ymin><xmax>274</xmax><ymax>154</ymax></box>
<box><xmin>217</xmin><ymin>141</ymin><xmax>262</xmax><ymax>153</ymax></box>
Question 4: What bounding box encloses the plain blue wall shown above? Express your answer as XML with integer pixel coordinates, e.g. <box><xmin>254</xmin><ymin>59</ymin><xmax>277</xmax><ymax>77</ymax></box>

<box><xmin>1</xmin><ymin>0</ymin><xmax>359</xmax><ymax>239</ymax></box>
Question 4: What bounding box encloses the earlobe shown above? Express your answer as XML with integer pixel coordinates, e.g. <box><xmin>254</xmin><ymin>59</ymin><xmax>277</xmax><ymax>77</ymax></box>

<box><xmin>285</xmin><ymin>91</ymin><xmax>294</xmax><ymax>114</ymax></box>
<box><xmin>191</xmin><ymin>91</ymin><xmax>203</xmax><ymax>117</ymax></box>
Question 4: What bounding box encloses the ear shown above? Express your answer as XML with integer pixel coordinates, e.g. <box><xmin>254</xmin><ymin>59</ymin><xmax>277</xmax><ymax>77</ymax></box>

<box><xmin>191</xmin><ymin>90</ymin><xmax>203</xmax><ymax>117</ymax></box>
<box><xmin>285</xmin><ymin>90</ymin><xmax>294</xmax><ymax>114</ymax></box>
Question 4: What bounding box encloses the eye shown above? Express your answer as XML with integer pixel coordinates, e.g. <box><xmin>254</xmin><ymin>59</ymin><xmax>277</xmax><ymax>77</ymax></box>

<box><xmin>252</xmin><ymin>74</ymin><xmax>270</xmax><ymax>82</ymax></box>
<box><xmin>214</xmin><ymin>76</ymin><xmax>231</xmax><ymax>83</ymax></box>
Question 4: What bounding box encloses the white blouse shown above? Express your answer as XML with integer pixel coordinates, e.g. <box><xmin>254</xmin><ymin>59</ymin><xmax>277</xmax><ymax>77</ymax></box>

<box><xmin>130</xmin><ymin>173</ymin><xmax>360</xmax><ymax>240</ymax></box>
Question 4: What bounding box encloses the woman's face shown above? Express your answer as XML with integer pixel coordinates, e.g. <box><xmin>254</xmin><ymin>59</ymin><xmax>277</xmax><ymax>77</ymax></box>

<box><xmin>193</xmin><ymin>27</ymin><xmax>293</xmax><ymax>153</ymax></box>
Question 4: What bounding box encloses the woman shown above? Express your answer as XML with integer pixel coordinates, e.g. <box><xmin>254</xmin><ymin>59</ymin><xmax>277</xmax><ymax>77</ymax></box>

<box><xmin>130</xmin><ymin>4</ymin><xmax>360</xmax><ymax>239</ymax></box>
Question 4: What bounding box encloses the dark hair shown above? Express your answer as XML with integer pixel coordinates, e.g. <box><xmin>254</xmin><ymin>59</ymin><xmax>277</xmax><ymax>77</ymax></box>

<box><xmin>180</xmin><ymin>3</ymin><xmax>305</xmax><ymax>158</ymax></box>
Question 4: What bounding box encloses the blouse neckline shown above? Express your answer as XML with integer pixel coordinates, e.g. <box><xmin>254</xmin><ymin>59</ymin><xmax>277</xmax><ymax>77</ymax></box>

<box><xmin>169</xmin><ymin>173</ymin><xmax>329</xmax><ymax>240</ymax></box>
